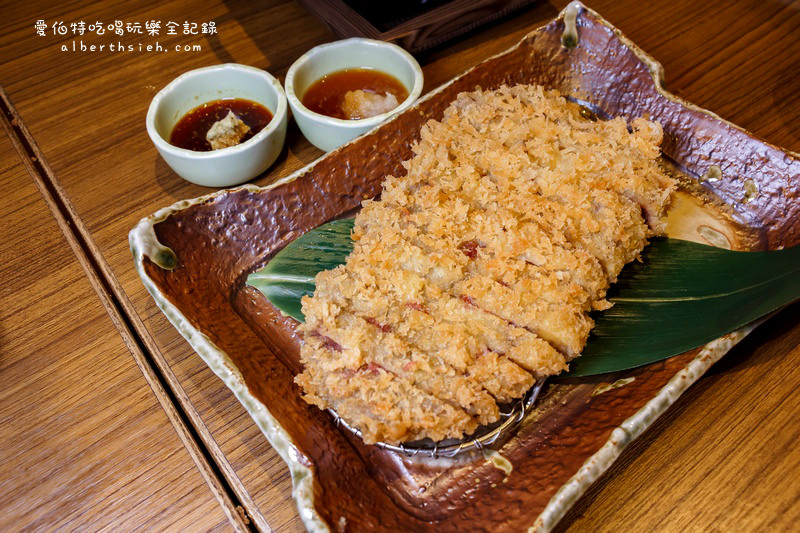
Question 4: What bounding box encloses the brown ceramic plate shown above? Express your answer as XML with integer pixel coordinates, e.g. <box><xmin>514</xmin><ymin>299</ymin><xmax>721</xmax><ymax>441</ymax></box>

<box><xmin>131</xmin><ymin>2</ymin><xmax>800</xmax><ymax>531</ymax></box>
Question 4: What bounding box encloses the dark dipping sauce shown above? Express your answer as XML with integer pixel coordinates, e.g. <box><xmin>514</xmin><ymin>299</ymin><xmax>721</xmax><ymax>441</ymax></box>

<box><xmin>169</xmin><ymin>98</ymin><xmax>273</xmax><ymax>151</ymax></box>
<box><xmin>301</xmin><ymin>68</ymin><xmax>409</xmax><ymax>120</ymax></box>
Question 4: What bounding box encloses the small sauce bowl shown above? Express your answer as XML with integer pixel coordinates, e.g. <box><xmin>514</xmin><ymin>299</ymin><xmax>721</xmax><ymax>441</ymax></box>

<box><xmin>146</xmin><ymin>63</ymin><xmax>288</xmax><ymax>187</ymax></box>
<box><xmin>285</xmin><ymin>38</ymin><xmax>424</xmax><ymax>152</ymax></box>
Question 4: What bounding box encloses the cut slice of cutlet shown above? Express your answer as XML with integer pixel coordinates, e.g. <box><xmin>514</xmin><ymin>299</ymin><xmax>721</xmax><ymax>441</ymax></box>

<box><xmin>369</xmin><ymin>188</ymin><xmax>607</xmax><ymax>301</ymax></box>
<box><xmin>406</xmin><ymin>86</ymin><xmax>674</xmax><ymax>268</ymax></box>
<box><xmin>385</xmin><ymin>166</ymin><xmax>651</xmax><ymax>284</ymax></box>
<box><xmin>312</xmin><ymin>249</ymin><xmax>538</xmax><ymax>403</ymax></box>
<box><xmin>454</xmin><ymin>273</ymin><xmax>592</xmax><ymax>357</ymax></box>
<box><xmin>403</xmin><ymin>233</ymin><xmax>592</xmax><ymax>357</ymax></box>
<box><xmin>385</xmin><ymin>168</ymin><xmax>653</xmax><ymax>288</ymax></box>
<box><xmin>355</xmin><ymin>205</ymin><xmax>595</xmax><ymax>357</ymax></box>
<box><xmin>507</xmin><ymin>186</ymin><xmax>650</xmax><ymax>282</ymax></box>
<box><xmin>348</xmin><ymin>229</ymin><xmax>567</xmax><ymax>381</ymax></box>
<box><xmin>413</xmin><ymin>85</ymin><xmax>674</xmax><ymax>230</ymax></box>
<box><xmin>297</xmin><ymin>335</ymin><xmax>478</xmax><ymax>444</ymax></box>
<box><xmin>457</xmin><ymin>120</ymin><xmax>673</xmax><ymax>228</ymax></box>
<box><xmin>518</xmin><ymin>115</ymin><xmax>675</xmax><ymax>231</ymax></box>
<box><xmin>301</xmin><ymin>285</ymin><xmax>499</xmax><ymax>424</ymax></box>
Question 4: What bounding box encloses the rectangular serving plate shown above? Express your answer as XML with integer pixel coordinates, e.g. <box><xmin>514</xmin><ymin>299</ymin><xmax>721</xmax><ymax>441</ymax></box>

<box><xmin>130</xmin><ymin>2</ymin><xmax>800</xmax><ymax>531</ymax></box>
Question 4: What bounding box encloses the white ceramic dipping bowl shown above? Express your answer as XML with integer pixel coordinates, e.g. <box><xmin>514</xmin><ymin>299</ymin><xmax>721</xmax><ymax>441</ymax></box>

<box><xmin>285</xmin><ymin>38</ymin><xmax>424</xmax><ymax>152</ymax></box>
<box><xmin>146</xmin><ymin>63</ymin><xmax>288</xmax><ymax>187</ymax></box>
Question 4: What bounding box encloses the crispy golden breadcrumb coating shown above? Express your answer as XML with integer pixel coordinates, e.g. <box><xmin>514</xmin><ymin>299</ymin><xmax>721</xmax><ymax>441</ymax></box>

<box><xmin>296</xmin><ymin>85</ymin><xmax>676</xmax><ymax>444</ymax></box>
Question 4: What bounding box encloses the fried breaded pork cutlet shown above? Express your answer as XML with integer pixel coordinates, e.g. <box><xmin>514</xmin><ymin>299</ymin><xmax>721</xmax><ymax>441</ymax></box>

<box><xmin>295</xmin><ymin>84</ymin><xmax>676</xmax><ymax>445</ymax></box>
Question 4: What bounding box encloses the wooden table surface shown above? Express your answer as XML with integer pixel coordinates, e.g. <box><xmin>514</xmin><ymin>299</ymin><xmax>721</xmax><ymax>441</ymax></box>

<box><xmin>1</xmin><ymin>0</ymin><xmax>798</xmax><ymax>531</ymax></box>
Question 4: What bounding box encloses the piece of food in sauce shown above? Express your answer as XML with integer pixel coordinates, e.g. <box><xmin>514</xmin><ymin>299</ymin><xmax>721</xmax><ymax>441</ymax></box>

<box><xmin>206</xmin><ymin>110</ymin><xmax>251</xmax><ymax>150</ymax></box>
<box><xmin>341</xmin><ymin>90</ymin><xmax>399</xmax><ymax>119</ymax></box>
<box><xmin>170</xmin><ymin>98</ymin><xmax>273</xmax><ymax>152</ymax></box>
<box><xmin>296</xmin><ymin>334</ymin><xmax>479</xmax><ymax>444</ymax></box>
<box><xmin>296</xmin><ymin>84</ymin><xmax>676</xmax><ymax>445</ymax></box>
<box><xmin>301</xmin><ymin>68</ymin><xmax>408</xmax><ymax>120</ymax></box>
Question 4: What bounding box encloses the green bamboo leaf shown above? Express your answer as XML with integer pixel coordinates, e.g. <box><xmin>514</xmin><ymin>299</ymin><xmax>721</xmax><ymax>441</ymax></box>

<box><xmin>247</xmin><ymin>220</ymin><xmax>800</xmax><ymax>377</ymax></box>
<box><xmin>247</xmin><ymin>218</ymin><xmax>355</xmax><ymax>322</ymax></box>
<box><xmin>568</xmin><ymin>239</ymin><xmax>800</xmax><ymax>376</ymax></box>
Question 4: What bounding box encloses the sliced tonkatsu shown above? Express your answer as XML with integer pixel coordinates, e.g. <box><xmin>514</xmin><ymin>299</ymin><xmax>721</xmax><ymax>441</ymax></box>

<box><xmin>296</xmin><ymin>84</ymin><xmax>675</xmax><ymax>444</ymax></box>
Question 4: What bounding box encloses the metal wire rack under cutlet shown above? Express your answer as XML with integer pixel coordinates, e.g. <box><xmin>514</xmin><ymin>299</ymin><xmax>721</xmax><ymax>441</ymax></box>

<box><xmin>330</xmin><ymin>379</ymin><xmax>546</xmax><ymax>458</ymax></box>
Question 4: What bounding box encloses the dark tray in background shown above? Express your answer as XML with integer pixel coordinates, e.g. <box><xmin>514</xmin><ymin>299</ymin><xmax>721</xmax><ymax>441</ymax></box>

<box><xmin>296</xmin><ymin>0</ymin><xmax>533</xmax><ymax>52</ymax></box>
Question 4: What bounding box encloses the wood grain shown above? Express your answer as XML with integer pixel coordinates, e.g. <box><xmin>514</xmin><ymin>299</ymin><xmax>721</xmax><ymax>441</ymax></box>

<box><xmin>1</xmin><ymin>0</ymin><xmax>799</xmax><ymax>530</ymax></box>
<box><xmin>557</xmin><ymin>303</ymin><xmax>800</xmax><ymax>532</ymax></box>
<box><xmin>0</xmin><ymin>2</ymin><xmax>332</xmax><ymax>530</ymax></box>
<box><xmin>0</xmin><ymin>125</ymin><xmax>231</xmax><ymax>529</ymax></box>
